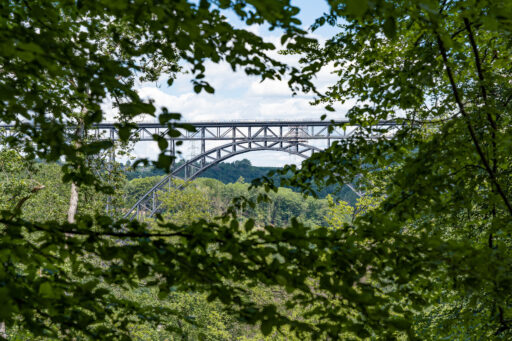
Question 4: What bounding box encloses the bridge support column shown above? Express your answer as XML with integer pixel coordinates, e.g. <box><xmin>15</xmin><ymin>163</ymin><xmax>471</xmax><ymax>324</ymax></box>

<box><xmin>170</xmin><ymin>139</ymin><xmax>175</xmax><ymax>157</ymax></box>
<box><xmin>201</xmin><ymin>127</ymin><xmax>205</xmax><ymax>167</ymax></box>
<box><xmin>232</xmin><ymin>127</ymin><xmax>236</xmax><ymax>152</ymax></box>
<box><xmin>280</xmin><ymin>126</ymin><xmax>283</xmax><ymax>148</ymax></box>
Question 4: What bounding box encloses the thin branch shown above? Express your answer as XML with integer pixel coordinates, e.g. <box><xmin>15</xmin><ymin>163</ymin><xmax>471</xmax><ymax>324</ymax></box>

<box><xmin>13</xmin><ymin>185</ymin><xmax>45</xmax><ymax>212</ymax></box>
<box><xmin>446</xmin><ymin>164</ymin><xmax>487</xmax><ymax>177</ymax></box>
<box><xmin>435</xmin><ymin>33</ymin><xmax>512</xmax><ymax>216</ymax></box>
<box><xmin>495</xmin><ymin>307</ymin><xmax>511</xmax><ymax>335</ymax></box>
<box><xmin>503</xmin><ymin>93</ymin><xmax>512</xmax><ymax>108</ymax></box>
<box><xmin>439</xmin><ymin>0</ymin><xmax>449</xmax><ymax>14</ymax></box>
<box><xmin>46</xmin><ymin>226</ymin><xmax>199</xmax><ymax>239</ymax></box>
<box><xmin>482</xmin><ymin>37</ymin><xmax>498</xmax><ymax>64</ymax></box>
<box><xmin>3</xmin><ymin>185</ymin><xmax>46</xmax><ymax>223</ymax></box>
<box><xmin>463</xmin><ymin>18</ymin><xmax>496</xmax><ymax>130</ymax></box>
<box><xmin>463</xmin><ymin>17</ymin><xmax>500</xmax><ymax>249</ymax></box>
<box><xmin>402</xmin><ymin>113</ymin><xmax>460</xmax><ymax>124</ymax></box>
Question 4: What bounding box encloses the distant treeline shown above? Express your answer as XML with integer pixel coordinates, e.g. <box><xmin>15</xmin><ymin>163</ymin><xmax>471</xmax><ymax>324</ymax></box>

<box><xmin>124</xmin><ymin>158</ymin><xmax>358</xmax><ymax>204</ymax></box>
<box><xmin>125</xmin><ymin>158</ymin><xmax>275</xmax><ymax>183</ymax></box>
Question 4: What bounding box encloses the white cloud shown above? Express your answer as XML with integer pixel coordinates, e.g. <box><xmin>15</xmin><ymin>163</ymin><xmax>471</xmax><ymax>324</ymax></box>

<box><xmin>112</xmin><ymin>24</ymin><xmax>354</xmax><ymax>167</ymax></box>
<box><xmin>248</xmin><ymin>79</ymin><xmax>292</xmax><ymax>97</ymax></box>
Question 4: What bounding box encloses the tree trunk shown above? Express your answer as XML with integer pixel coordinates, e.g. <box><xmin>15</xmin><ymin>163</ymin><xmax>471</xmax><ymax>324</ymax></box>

<box><xmin>67</xmin><ymin>182</ymin><xmax>79</xmax><ymax>223</ymax></box>
<box><xmin>0</xmin><ymin>322</ymin><xmax>6</xmax><ymax>339</ymax></box>
<box><xmin>67</xmin><ymin>114</ymin><xmax>84</xmax><ymax>224</ymax></box>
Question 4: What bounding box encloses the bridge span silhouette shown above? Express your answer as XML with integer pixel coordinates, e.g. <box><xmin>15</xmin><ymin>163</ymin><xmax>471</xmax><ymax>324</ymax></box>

<box><xmin>0</xmin><ymin>120</ymin><xmax>398</xmax><ymax>220</ymax></box>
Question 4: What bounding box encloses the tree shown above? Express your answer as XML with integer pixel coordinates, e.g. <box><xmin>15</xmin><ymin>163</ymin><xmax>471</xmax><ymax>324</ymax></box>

<box><xmin>255</xmin><ymin>0</ymin><xmax>512</xmax><ymax>337</ymax></box>
<box><xmin>0</xmin><ymin>1</ymin><xmax>321</xmax><ymax>339</ymax></box>
<box><xmin>159</xmin><ymin>179</ymin><xmax>213</xmax><ymax>225</ymax></box>
<box><xmin>2</xmin><ymin>155</ymin><xmax>294</xmax><ymax>340</ymax></box>
<box><xmin>123</xmin><ymin>175</ymin><xmax>164</xmax><ymax>208</ymax></box>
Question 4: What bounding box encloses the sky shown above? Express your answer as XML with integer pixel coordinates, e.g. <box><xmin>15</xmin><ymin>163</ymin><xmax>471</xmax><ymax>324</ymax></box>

<box><xmin>126</xmin><ymin>0</ymin><xmax>351</xmax><ymax>167</ymax></box>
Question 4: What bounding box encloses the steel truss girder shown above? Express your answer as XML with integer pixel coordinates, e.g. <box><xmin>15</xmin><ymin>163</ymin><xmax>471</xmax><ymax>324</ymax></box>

<box><xmin>0</xmin><ymin>120</ymin><xmax>397</xmax><ymax>142</ymax></box>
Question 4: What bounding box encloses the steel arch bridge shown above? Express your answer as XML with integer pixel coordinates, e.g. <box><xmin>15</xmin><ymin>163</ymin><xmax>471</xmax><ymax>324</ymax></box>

<box><xmin>0</xmin><ymin>120</ymin><xmax>398</xmax><ymax>220</ymax></box>
<box><xmin>119</xmin><ymin>120</ymin><xmax>397</xmax><ymax>220</ymax></box>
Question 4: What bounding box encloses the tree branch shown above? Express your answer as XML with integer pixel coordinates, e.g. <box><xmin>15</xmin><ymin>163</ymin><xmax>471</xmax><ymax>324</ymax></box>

<box><xmin>463</xmin><ymin>18</ymin><xmax>496</xmax><ymax>130</ymax></box>
<box><xmin>435</xmin><ymin>33</ymin><xmax>512</xmax><ymax>216</ymax></box>
<box><xmin>463</xmin><ymin>17</ymin><xmax>499</xmax><ymax>249</ymax></box>
<box><xmin>13</xmin><ymin>185</ymin><xmax>45</xmax><ymax>212</ymax></box>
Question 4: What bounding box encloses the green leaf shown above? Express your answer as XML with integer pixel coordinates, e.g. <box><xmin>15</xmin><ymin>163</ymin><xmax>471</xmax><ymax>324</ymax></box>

<box><xmin>158</xmin><ymin>112</ymin><xmax>181</xmax><ymax>124</ymax></box>
<box><xmin>157</xmin><ymin>136</ymin><xmax>168</xmax><ymax>150</ymax></box>
<box><xmin>39</xmin><ymin>282</ymin><xmax>57</xmax><ymax>299</ymax></box>
<box><xmin>261</xmin><ymin>319</ymin><xmax>273</xmax><ymax>336</ymax></box>
<box><xmin>80</xmin><ymin>140</ymin><xmax>113</xmax><ymax>154</ymax></box>
<box><xmin>119</xmin><ymin>102</ymin><xmax>156</xmax><ymax>117</ymax></box>
<box><xmin>383</xmin><ymin>17</ymin><xmax>397</xmax><ymax>39</ymax></box>
<box><xmin>345</xmin><ymin>0</ymin><xmax>368</xmax><ymax>17</ymax></box>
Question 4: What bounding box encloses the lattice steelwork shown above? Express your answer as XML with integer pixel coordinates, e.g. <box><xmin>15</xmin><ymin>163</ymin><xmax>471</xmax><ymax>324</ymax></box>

<box><xmin>119</xmin><ymin>120</ymin><xmax>397</xmax><ymax>220</ymax></box>
<box><xmin>0</xmin><ymin>120</ymin><xmax>398</xmax><ymax>220</ymax></box>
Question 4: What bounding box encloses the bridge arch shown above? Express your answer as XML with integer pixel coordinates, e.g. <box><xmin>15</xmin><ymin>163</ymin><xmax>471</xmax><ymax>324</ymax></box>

<box><xmin>124</xmin><ymin>140</ymin><xmax>322</xmax><ymax>220</ymax></box>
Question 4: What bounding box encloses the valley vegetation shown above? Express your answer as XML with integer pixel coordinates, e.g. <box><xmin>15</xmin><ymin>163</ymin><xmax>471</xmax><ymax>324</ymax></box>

<box><xmin>1</xmin><ymin>152</ymin><xmax>354</xmax><ymax>340</ymax></box>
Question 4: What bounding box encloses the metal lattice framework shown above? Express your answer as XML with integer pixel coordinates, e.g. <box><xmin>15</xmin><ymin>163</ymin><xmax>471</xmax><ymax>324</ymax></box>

<box><xmin>0</xmin><ymin>120</ymin><xmax>398</xmax><ymax>220</ymax></box>
<box><xmin>120</xmin><ymin>120</ymin><xmax>397</xmax><ymax>220</ymax></box>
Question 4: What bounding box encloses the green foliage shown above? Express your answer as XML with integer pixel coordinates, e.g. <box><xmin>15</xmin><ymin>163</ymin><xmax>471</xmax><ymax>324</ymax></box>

<box><xmin>2</xmin><ymin>0</ymin><xmax>512</xmax><ymax>339</ymax></box>
<box><xmin>159</xmin><ymin>179</ymin><xmax>214</xmax><ymax>225</ymax></box>
<box><xmin>200</xmin><ymin>159</ymin><xmax>277</xmax><ymax>184</ymax></box>
<box><xmin>126</xmin><ymin>159</ymin><xmax>359</xmax><ymax>204</ymax></box>
<box><xmin>0</xmin><ymin>150</ymin><xmax>126</xmax><ymax>222</ymax></box>
<box><xmin>0</xmin><ymin>1</ymin><xmax>319</xmax><ymax>335</ymax></box>
<box><xmin>0</xmin><ymin>0</ymin><xmax>315</xmax><ymax>176</ymax></box>
<box><xmin>123</xmin><ymin>175</ymin><xmax>164</xmax><ymax>208</ymax></box>
<box><xmin>125</xmin><ymin>159</ymin><xmax>276</xmax><ymax>184</ymax></box>
<box><xmin>260</xmin><ymin>0</ymin><xmax>512</xmax><ymax>338</ymax></box>
<box><xmin>193</xmin><ymin>177</ymin><xmax>329</xmax><ymax>227</ymax></box>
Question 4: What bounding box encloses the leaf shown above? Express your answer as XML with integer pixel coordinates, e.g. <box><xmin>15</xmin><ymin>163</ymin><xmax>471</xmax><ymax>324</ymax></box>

<box><xmin>204</xmin><ymin>84</ymin><xmax>215</xmax><ymax>94</ymax></box>
<box><xmin>261</xmin><ymin>319</ymin><xmax>273</xmax><ymax>336</ymax></box>
<box><xmin>119</xmin><ymin>102</ymin><xmax>156</xmax><ymax>117</ymax></box>
<box><xmin>383</xmin><ymin>17</ymin><xmax>397</xmax><ymax>39</ymax></box>
<box><xmin>345</xmin><ymin>0</ymin><xmax>369</xmax><ymax>17</ymax></box>
<box><xmin>117</xmin><ymin>125</ymin><xmax>133</xmax><ymax>141</ymax></box>
<box><xmin>157</xmin><ymin>136</ymin><xmax>168</xmax><ymax>150</ymax></box>
<box><xmin>136</xmin><ymin>263</ymin><xmax>149</xmax><ymax>278</ymax></box>
<box><xmin>158</xmin><ymin>112</ymin><xmax>181</xmax><ymax>124</ymax></box>
<box><xmin>80</xmin><ymin>140</ymin><xmax>113</xmax><ymax>154</ymax></box>
<box><xmin>39</xmin><ymin>282</ymin><xmax>57</xmax><ymax>299</ymax></box>
<box><xmin>155</xmin><ymin>154</ymin><xmax>172</xmax><ymax>171</ymax></box>
<box><xmin>244</xmin><ymin>218</ymin><xmax>255</xmax><ymax>231</ymax></box>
